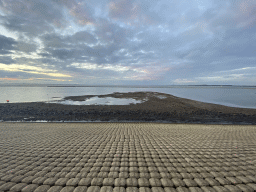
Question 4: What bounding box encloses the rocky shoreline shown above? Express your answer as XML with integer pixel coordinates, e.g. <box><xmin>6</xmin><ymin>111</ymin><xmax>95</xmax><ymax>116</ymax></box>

<box><xmin>1</xmin><ymin>92</ymin><xmax>256</xmax><ymax>124</ymax></box>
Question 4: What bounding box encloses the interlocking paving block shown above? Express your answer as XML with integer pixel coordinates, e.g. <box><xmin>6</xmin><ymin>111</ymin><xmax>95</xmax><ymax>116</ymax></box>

<box><xmin>114</xmin><ymin>178</ymin><xmax>126</xmax><ymax>187</ymax></box>
<box><xmin>223</xmin><ymin>185</ymin><xmax>242</xmax><ymax>192</ymax></box>
<box><xmin>225</xmin><ymin>177</ymin><xmax>243</xmax><ymax>184</ymax></box>
<box><xmin>126</xmin><ymin>178</ymin><xmax>138</xmax><ymax>187</ymax></box>
<box><xmin>180</xmin><ymin>173</ymin><xmax>193</xmax><ymax>179</ymax></box>
<box><xmin>103</xmin><ymin>178</ymin><xmax>115</xmax><ymax>186</ymax></box>
<box><xmin>139</xmin><ymin>187</ymin><xmax>152</xmax><ymax>192</ymax></box>
<box><xmin>236</xmin><ymin>184</ymin><xmax>254</xmax><ymax>192</ymax></box>
<box><xmin>209</xmin><ymin>172</ymin><xmax>224</xmax><ymax>178</ymax></box>
<box><xmin>75</xmin><ymin>173</ymin><xmax>88</xmax><ymax>178</ymax></box>
<box><xmin>204</xmin><ymin>178</ymin><xmax>221</xmax><ymax>186</ymax></box>
<box><xmin>140</xmin><ymin>173</ymin><xmax>150</xmax><ymax>179</ymax></box>
<box><xmin>129</xmin><ymin>172</ymin><xmax>140</xmax><ymax>178</ymax></box>
<box><xmin>113</xmin><ymin>187</ymin><xmax>126</xmax><ymax>192</ymax></box>
<box><xmin>34</xmin><ymin>185</ymin><xmax>51</xmax><ymax>192</ymax></box>
<box><xmin>214</xmin><ymin>177</ymin><xmax>232</xmax><ymax>185</ymax></box>
<box><xmin>47</xmin><ymin>186</ymin><xmax>64</xmax><ymax>192</ymax></box>
<box><xmin>183</xmin><ymin>179</ymin><xmax>198</xmax><ymax>187</ymax></box>
<box><xmin>78</xmin><ymin>178</ymin><xmax>92</xmax><ymax>186</ymax></box>
<box><xmin>73</xmin><ymin>186</ymin><xmax>88</xmax><ymax>192</ymax></box>
<box><xmin>119</xmin><ymin>172</ymin><xmax>129</xmax><ymax>178</ymax></box>
<box><xmin>188</xmin><ymin>187</ymin><xmax>204</xmax><ymax>192</ymax></box>
<box><xmin>201</xmin><ymin>186</ymin><xmax>217</xmax><ymax>192</ymax></box>
<box><xmin>87</xmin><ymin>186</ymin><xmax>101</xmax><ymax>192</ymax></box>
<box><xmin>176</xmin><ymin>187</ymin><xmax>189</xmax><ymax>192</ymax></box>
<box><xmin>127</xmin><ymin>187</ymin><xmax>139</xmax><ymax>192</ymax></box>
<box><xmin>171</xmin><ymin>178</ymin><xmax>185</xmax><ymax>187</ymax></box>
<box><xmin>247</xmin><ymin>183</ymin><xmax>256</xmax><ymax>190</ymax></box>
<box><xmin>100</xmin><ymin>186</ymin><xmax>113</xmax><ymax>192</ymax></box>
<box><xmin>11</xmin><ymin>175</ymin><xmax>26</xmax><ymax>183</ymax></box>
<box><xmin>65</xmin><ymin>172</ymin><xmax>78</xmax><ymax>178</ymax></box>
<box><xmin>108</xmin><ymin>172</ymin><xmax>119</xmax><ymax>178</ymax></box>
<box><xmin>193</xmin><ymin>178</ymin><xmax>209</xmax><ymax>187</ymax></box>
<box><xmin>151</xmin><ymin>187</ymin><xmax>165</xmax><ymax>192</ymax></box>
<box><xmin>236</xmin><ymin>176</ymin><xmax>254</xmax><ymax>184</ymax></box>
<box><xmin>32</xmin><ymin>176</ymin><xmax>48</xmax><ymax>184</ymax></box>
<box><xmin>138</xmin><ymin>178</ymin><xmax>150</xmax><ymax>187</ymax></box>
<box><xmin>55</xmin><ymin>178</ymin><xmax>70</xmax><ymax>186</ymax></box>
<box><xmin>170</xmin><ymin>173</ymin><xmax>182</xmax><ymax>179</ymax></box>
<box><xmin>66</xmin><ymin>178</ymin><xmax>80</xmax><ymax>186</ymax></box>
<box><xmin>212</xmin><ymin>186</ymin><xmax>230</xmax><ymax>192</ymax></box>
<box><xmin>60</xmin><ymin>186</ymin><xmax>75</xmax><ymax>192</ymax></box>
<box><xmin>149</xmin><ymin>178</ymin><xmax>162</xmax><ymax>187</ymax></box>
<box><xmin>21</xmin><ymin>184</ymin><xmax>39</xmax><ymax>192</ymax></box>
<box><xmin>160</xmin><ymin>179</ymin><xmax>174</xmax><ymax>187</ymax></box>
<box><xmin>9</xmin><ymin>183</ymin><xmax>27</xmax><ymax>191</ymax></box>
<box><xmin>163</xmin><ymin>187</ymin><xmax>177</xmax><ymax>192</ymax></box>
<box><xmin>21</xmin><ymin>176</ymin><xmax>38</xmax><ymax>184</ymax></box>
<box><xmin>91</xmin><ymin>178</ymin><xmax>104</xmax><ymax>186</ymax></box>
<box><xmin>1</xmin><ymin>174</ymin><xmax>16</xmax><ymax>182</ymax></box>
<box><xmin>0</xmin><ymin>182</ymin><xmax>16</xmax><ymax>191</ymax></box>
<box><xmin>190</xmin><ymin>173</ymin><xmax>203</xmax><ymax>179</ymax></box>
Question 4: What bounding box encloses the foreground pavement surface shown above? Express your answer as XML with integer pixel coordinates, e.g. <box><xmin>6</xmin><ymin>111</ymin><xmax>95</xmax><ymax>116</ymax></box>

<box><xmin>0</xmin><ymin>123</ymin><xmax>256</xmax><ymax>192</ymax></box>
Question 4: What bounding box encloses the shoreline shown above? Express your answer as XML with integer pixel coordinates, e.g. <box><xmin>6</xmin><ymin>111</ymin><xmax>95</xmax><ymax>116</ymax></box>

<box><xmin>1</xmin><ymin>91</ymin><xmax>256</xmax><ymax>124</ymax></box>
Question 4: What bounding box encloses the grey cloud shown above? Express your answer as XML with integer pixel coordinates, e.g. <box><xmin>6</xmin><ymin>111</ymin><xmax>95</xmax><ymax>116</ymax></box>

<box><xmin>0</xmin><ymin>35</ymin><xmax>17</xmax><ymax>54</ymax></box>
<box><xmin>0</xmin><ymin>56</ymin><xmax>16</xmax><ymax>64</ymax></box>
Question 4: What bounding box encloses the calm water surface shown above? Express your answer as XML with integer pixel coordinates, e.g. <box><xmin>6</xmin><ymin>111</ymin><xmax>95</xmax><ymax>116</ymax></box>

<box><xmin>1</xmin><ymin>85</ymin><xmax>256</xmax><ymax>109</ymax></box>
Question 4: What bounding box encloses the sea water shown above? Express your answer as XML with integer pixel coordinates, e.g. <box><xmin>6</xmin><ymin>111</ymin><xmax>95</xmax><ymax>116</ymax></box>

<box><xmin>0</xmin><ymin>85</ymin><xmax>256</xmax><ymax>109</ymax></box>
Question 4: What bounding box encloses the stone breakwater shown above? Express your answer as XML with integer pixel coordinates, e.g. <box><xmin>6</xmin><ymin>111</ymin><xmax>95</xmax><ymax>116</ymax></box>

<box><xmin>0</xmin><ymin>123</ymin><xmax>256</xmax><ymax>192</ymax></box>
<box><xmin>0</xmin><ymin>92</ymin><xmax>256</xmax><ymax>124</ymax></box>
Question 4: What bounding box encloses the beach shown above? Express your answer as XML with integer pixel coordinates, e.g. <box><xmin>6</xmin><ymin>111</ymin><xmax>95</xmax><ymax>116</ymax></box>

<box><xmin>0</xmin><ymin>122</ymin><xmax>255</xmax><ymax>192</ymax></box>
<box><xmin>1</xmin><ymin>92</ymin><xmax>256</xmax><ymax>124</ymax></box>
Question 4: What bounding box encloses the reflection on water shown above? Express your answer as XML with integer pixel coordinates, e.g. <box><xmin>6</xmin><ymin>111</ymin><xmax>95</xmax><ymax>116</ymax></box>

<box><xmin>51</xmin><ymin>96</ymin><xmax>145</xmax><ymax>105</ymax></box>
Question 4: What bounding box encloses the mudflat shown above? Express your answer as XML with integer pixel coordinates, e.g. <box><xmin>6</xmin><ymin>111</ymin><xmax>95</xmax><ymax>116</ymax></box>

<box><xmin>0</xmin><ymin>123</ymin><xmax>256</xmax><ymax>192</ymax></box>
<box><xmin>1</xmin><ymin>92</ymin><xmax>256</xmax><ymax>124</ymax></box>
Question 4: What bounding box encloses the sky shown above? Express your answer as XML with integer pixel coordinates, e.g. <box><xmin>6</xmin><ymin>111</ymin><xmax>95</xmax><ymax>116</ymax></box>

<box><xmin>0</xmin><ymin>0</ymin><xmax>256</xmax><ymax>85</ymax></box>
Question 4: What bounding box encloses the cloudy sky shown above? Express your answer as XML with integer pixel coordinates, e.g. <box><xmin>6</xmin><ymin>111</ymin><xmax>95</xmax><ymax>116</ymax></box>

<box><xmin>0</xmin><ymin>0</ymin><xmax>255</xmax><ymax>85</ymax></box>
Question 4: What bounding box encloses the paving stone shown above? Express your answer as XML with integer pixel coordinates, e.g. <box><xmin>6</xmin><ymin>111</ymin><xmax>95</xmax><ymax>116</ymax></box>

<box><xmin>127</xmin><ymin>187</ymin><xmax>139</xmax><ymax>192</ymax></box>
<box><xmin>32</xmin><ymin>176</ymin><xmax>48</xmax><ymax>184</ymax></box>
<box><xmin>176</xmin><ymin>187</ymin><xmax>189</xmax><ymax>192</ymax></box>
<box><xmin>103</xmin><ymin>178</ymin><xmax>115</xmax><ymax>186</ymax></box>
<box><xmin>100</xmin><ymin>186</ymin><xmax>113</xmax><ymax>192</ymax></box>
<box><xmin>212</xmin><ymin>186</ymin><xmax>230</xmax><ymax>192</ymax></box>
<box><xmin>34</xmin><ymin>185</ymin><xmax>51</xmax><ymax>192</ymax></box>
<box><xmin>21</xmin><ymin>184</ymin><xmax>39</xmax><ymax>192</ymax></box>
<box><xmin>201</xmin><ymin>186</ymin><xmax>217</xmax><ymax>192</ymax></box>
<box><xmin>204</xmin><ymin>178</ymin><xmax>221</xmax><ymax>186</ymax></box>
<box><xmin>193</xmin><ymin>179</ymin><xmax>209</xmax><ymax>187</ymax></box>
<box><xmin>87</xmin><ymin>186</ymin><xmax>101</xmax><ymax>192</ymax></box>
<box><xmin>66</xmin><ymin>178</ymin><xmax>80</xmax><ymax>186</ymax></box>
<box><xmin>9</xmin><ymin>183</ymin><xmax>27</xmax><ymax>191</ymax></box>
<box><xmin>138</xmin><ymin>178</ymin><xmax>150</xmax><ymax>187</ymax></box>
<box><xmin>113</xmin><ymin>187</ymin><xmax>126</xmax><ymax>192</ymax></box>
<box><xmin>163</xmin><ymin>187</ymin><xmax>177</xmax><ymax>192</ymax></box>
<box><xmin>188</xmin><ymin>187</ymin><xmax>204</xmax><ymax>192</ymax></box>
<box><xmin>0</xmin><ymin>182</ymin><xmax>16</xmax><ymax>191</ymax></box>
<box><xmin>73</xmin><ymin>186</ymin><xmax>88</xmax><ymax>192</ymax></box>
<box><xmin>114</xmin><ymin>178</ymin><xmax>126</xmax><ymax>187</ymax></box>
<box><xmin>60</xmin><ymin>186</ymin><xmax>75</xmax><ymax>192</ymax></box>
<box><xmin>171</xmin><ymin>178</ymin><xmax>185</xmax><ymax>187</ymax></box>
<box><xmin>139</xmin><ymin>187</ymin><xmax>152</xmax><ymax>192</ymax></box>
<box><xmin>160</xmin><ymin>178</ymin><xmax>174</xmax><ymax>187</ymax></box>
<box><xmin>236</xmin><ymin>184</ymin><xmax>254</xmax><ymax>192</ymax></box>
<box><xmin>55</xmin><ymin>178</ymin><xmax>70</xmax><ymax>186</ymax></box>
<box><xmin>149</xmin><ymin>178</ymin><xmax>162</xmax><ymax>187</ymax></box>
<box><xmin>223</xmin><ymin>185</ymin><xmax>242</xmax><ymax>192</ymax></box>
<box><xmin>151</xmin><ymin>187</ymin><xmax>165</xmax><ymax>192</ymax></box>
<box><xmin>47</xmin><ymin>186</ymin><xmax>64</xmax><ymax>192</ymax></box>
<box><xmin>183</xmin><ymin>179</ymin><xmax>197</xmax><ymax>187</ymax></box>
<box><xmin>246</xmin><ymin>183</ymin><xmax>256</xmax><ymax>190</ymax></box>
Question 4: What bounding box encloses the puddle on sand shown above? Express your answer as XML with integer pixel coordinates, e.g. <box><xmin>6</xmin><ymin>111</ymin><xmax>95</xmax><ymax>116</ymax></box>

<box><xmin>50</xmin><ymin>96</ymin><xmax>145</xmax><ymax>105</ymax></box>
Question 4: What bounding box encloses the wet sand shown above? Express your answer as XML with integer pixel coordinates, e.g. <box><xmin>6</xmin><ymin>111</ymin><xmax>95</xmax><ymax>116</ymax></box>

<box><xmin>1</xmin><ymin>92</ymin><xmax>256</xmax><ymax>124</ymax></box>
<box><xmin>0</xmin><ymin>123</ymin><xmax>255</xmax><ymax>191</ymax></box>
